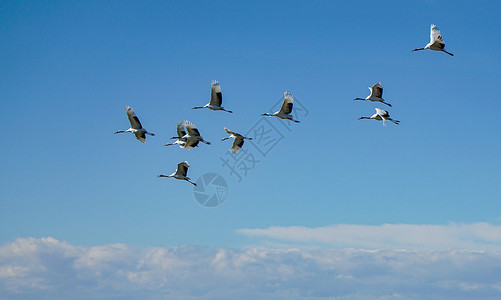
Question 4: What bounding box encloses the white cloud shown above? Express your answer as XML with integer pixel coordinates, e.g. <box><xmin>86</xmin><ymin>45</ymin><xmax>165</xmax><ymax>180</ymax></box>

<box><xmin>237</xmin><ymin>222</ymin><xmax>501</xmax><ymax>251</ymax></box>
<box><xmin>1</xmin><ymin>235</ymin><xmax>501</xmax><ymax>299</ymax></box>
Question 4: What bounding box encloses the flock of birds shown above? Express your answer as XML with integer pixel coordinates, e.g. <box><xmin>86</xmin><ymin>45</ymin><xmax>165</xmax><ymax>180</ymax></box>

<box><xmin>114</xmin><ymin>79</ymin><xmax>283</xmax><ymax>186</ymax></box>
<box><xmin>354</xmin><ymin>24</ymin><xmax>453</xmax><ymax>126</ymax></box>
<box><xmin>115</xmin><ymin>24</ymin><xmax>454</xmax><ymax>187</ymax></box>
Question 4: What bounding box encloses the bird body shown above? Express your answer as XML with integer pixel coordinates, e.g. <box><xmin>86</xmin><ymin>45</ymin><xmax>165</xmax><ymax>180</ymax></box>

<box><xmin>221</xmin><ymin>127</ymin><xmax>252</xmax><ymax>154</ymax></box>
<box><xmin>354</xmin><ymin>82</ymin><xmax>392</xmax><ymax>107</ymax></box>
<box><xmin>114</xmin><ymin>106</ymin><xmax>155</xmax><ymax>142</ymax></box>
<box><xmin>193</xmin><ymin>80</ymin><xmax>232</xmax><ymax>113</ymax></box>
<box><xmin>262</xmin><ymin>91</ymin><xmax>300</xmax><ymax>123</ymax></box>
<box><xmin>359</xmin><ymin>108</ymin><xmax>400</xmax><ymax>126</ymax></box>
<box><xmin>412</xmin><ymin>24</ymin><xmax>454</xmax><ymax>56</ymax></box>
<box><xmin>158</xmin><ymin>161</ymin><xmax>196</xmax><ymax>186</ymax></box>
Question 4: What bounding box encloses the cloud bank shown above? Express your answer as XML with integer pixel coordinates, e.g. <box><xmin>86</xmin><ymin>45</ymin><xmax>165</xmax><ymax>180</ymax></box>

<box><xmin>1</xmin><ymin>234</ymin><xmax>501</xmax><ymax>299</ymax></box>
<box><xmin>237</xmin><ymin>222</ymin><xmax>501</xmax><ymax>251</ymax></box>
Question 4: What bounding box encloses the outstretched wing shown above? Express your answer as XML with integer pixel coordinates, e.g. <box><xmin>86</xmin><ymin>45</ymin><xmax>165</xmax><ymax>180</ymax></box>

<box><xmin>224</xmin><ymin>127</ymin><xmax>238</xmax><ymax>136</ymax></box>
<box><xmin>375</xmin><ymin>108</ymin><xmax>389</xmax><ymax>118</ymax></box>
<box><xmin>371</xmin><ymin>83</ymin><xmax>383</xmax><ymax>98</ymax></box>
<box><xmin>126</xmin><ymin>106</ymin><xmax>142</xmax><ymax>129</ymax></box>
<box><xmin>430</xmin><ymin>24</ymin><xmax>445</xmax><ymax>45</ymax></box>
<box><xmin>183</xmin><ymin>140</ymin><xmax>199</xmax><ymax>150</ymax></box>
<box><xmin>134</xmin><ymin>131</ymin><xmax>146</xmax><ymax>143</ymax></box>
<box><xmin>210</xmin><ymin>80</ymin><xmax>222</xmax><ymax>106</ymax></box>
<box><xmin>183</xmin><ymin>121</ymin><xmax>201</xmax><ymax>136</ymax></box>
<box><xmin>279</xmin><ymin>91</ymin><xmax>294</xmax><ymax>115</ymax></box>
<box><xmin>175</xmin><ymin>161</ymin><xmax>189</xmax><ymax>177</ymax></box>
<box><xmin>176</xmin><ymin>121</ymin><xmax>187</xmax><ymax>138</ymax></box>
<box><xmin>231</xmin><ymin>137</ymin><xmax>245</xmax><ymax>154</ymax></box>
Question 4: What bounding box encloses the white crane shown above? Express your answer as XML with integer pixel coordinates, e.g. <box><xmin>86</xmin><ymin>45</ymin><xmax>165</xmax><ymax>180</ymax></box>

<box><xmin>358</xmin><ymin>108</ymin><xmax>400</xmax><ymax>126</ymax></box>
<box><xmin>412</xmin><ymin>24</ymin><xmax>454</xmax><ymax>56</ymax></box>
<box><xmin>221</xmin><ymin>127</ymin><xmax>253</xmax><ymax>154</ymax></box>
<box><xmin>192</xmin><ymin>80</ymin><xmax>232</xmax><ymax>113</ymax></box>
<box><xmin>262</xmin><ymin>91</ymin><xmax>300</xmax><ymax>123</ymax></box>
<box><xmin>114</xmin><ymin>105</ymin><xmax>155</xmax><ymax>142</ymax></box>
<box><xmin>158</xmin><ymin>161</ymin><xmax>197</xmax><ymax>186</ymax></box>
<box><xmin>176</xmin><ymin>121</ymin><xmax>211</xmax><ymax>145</ymax></box>
<box><xmin>164</xmin><ymin>121</ymin><xmax>200</xmax><ymax>150</ymax></box>
<box><xmin>354</xmin><ymin>82</ymin><xmax>392</xmax><ymax>107</ymax></box>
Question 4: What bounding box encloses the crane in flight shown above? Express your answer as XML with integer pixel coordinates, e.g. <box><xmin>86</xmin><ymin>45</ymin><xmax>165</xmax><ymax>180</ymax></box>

<box><xmin>262</xmin><ymin>91</ymin><xmax>300</xmax><ymax>123</ymax></box>
<box><xmin>354</xmin><ymin>82</ymin><xmax>392</xmax><ymax>107</ymax></box>
<box><xmin>221</xmin><ymin>127</ymin><xmax>253</xmax><ymax>154</ymax></box>
<box><xmin>166</xmin><ymin>121</ymin><xmax>211</xmax><ymax>146</ymax></box>
<box><xmin>412</xmin><ymin>24</ymin><xmax>454</xmax><ymax>56</ymax></box>
<box><xmin>158</xmin><ymin>161</ymin><xmax>197</xmax><ymax>186</ymax></box>
<box><xmin>192</xmin><ymin>80</ymin><xmax>233</xmax><ymax>113</ymax></box>
<box><xmin>358</xmin><ymin>108</ymin><xmax>400</xmax><ymax>126</ymax></box>
<box><xmin>114</xmin><ymin>105</ymin><xmax>155</xmax><ymax>142</ymax></box>
<box><xmin>164</xmin><ymin>121</ymin><xmax>200</xmax><ymax>149</ymax></box>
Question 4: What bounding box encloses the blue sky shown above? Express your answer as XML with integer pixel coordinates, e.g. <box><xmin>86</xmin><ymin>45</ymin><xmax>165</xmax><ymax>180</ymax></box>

<box><xmin>1</xmin><ymin>0</ymin><xmax>501</xmax><ymax>298</ymax></box>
